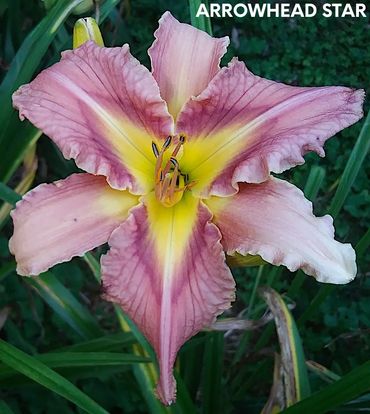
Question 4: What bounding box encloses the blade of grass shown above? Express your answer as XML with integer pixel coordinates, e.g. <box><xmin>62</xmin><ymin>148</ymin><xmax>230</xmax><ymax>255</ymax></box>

<box><xmin>0</xmin><ymin>144</ymin><xmax>37</xmax><ymax>228</ymax></box>
<box><xmin>0</xmin><ymin>125</ymin><xmax>41</xmax><ymax>185</ymax></box>
<box><xmin>0</xmin><ymin>400</ymin><xmax>15</xmax><ymax>414</ymax></box>
<box><xmin>0</xmin><ymin>182</ymin><xmax>21</xmax><ymax>204</ymax></box>
<box><xmin>188</xmin><ymin>0</ymin><xmax>212</xmax><ymax>34</ymax></box>
<box><xmin>0</xmin><ymin>339</ymin><xmax>109</xmax><ymax>414</ymax></box>
<box><xmin>356</xmin><ymin>227</ymin><xmax>370</xmax><ymax>258</ymax></box>
<box><xmin>329</xmin><ymin>110</ymin><xmax>370</xmax><ymax>219</ymax></box>
<box><xmin>281</xmin><ymin>360</ymin><xmax>370</xmax><ymax>414</ymax></box>
<box><xmin>261</xmin><ymin>354</ymin><xmax>285</xmax><ymax>413</ymax></box>
<box><xmin>0</xmin><ymin>262</ymin><xmax>16</xmax><ymax>282</ymax></box>
<box><xmin>26</xmin><ymin>271</ymin><xmax>102</xmax><ymax>339</ymax></box>
<box><xmin>247</xmin><ymin>266</ymin><xmax>264</xmax><ymax>318</ymax></box>
<box><xmin>0</xmin><ymin>351</ymin><xmax>149</xmax><ymax>381</ymax></box>
<box><xmin>55</xmin><ymin>332</ymin><xmax>135</xmax><ymax>353</ymax></box>
<box><xmin>0</xmin><ymin>189</ymin><xmax>102</xmax><ymax>339</ymax></box>
<box><xmin>303</xmin><ymin>165</ymin><xmax>326</xmax><ymax>200</ymax></box>
<box><xmin>201</xmin><ymin>332</ymin><xmax>224</xmax><ymax>414</ymax></box>
<box><xmin>0</xmin><ymin>0</ymin><xmax>82</xmax><ymax>134</ymax></box>
<box><xmin>180</xmin><ymin>336</ymin><xmax>204</xmax><ymax>401</ymax></box>
<box><xmin>261</xmin><ymin>287</ymin><xmax>310</xmax><ymax>406</ymax></box>
<box><xmin>297</xmin><ymin>284</ymin><xmax>333</xmax><ymax>325</ymax></box>
<box><xmin>84</xmin><ymin>252</ymin><xmax>102</xmax><ymax>282</ymax></box>
<box><xmin>306</xmin><ymin>360</ymin><xmax>341</xmax><ymax>383</ymax></box>
<box><xmin>232</xmin><ymin>266</ymin><xmax>264</xmax><ymax>363</ymax></box>
<box><xmin>0</xmin><ymin>0</ymin><xmax>83</xmax><ymax>183</ymax></box>
<box><xmin>0</xmin><ymin>0</ymin><xmax>120</xmax><ymax>184</ymax></box>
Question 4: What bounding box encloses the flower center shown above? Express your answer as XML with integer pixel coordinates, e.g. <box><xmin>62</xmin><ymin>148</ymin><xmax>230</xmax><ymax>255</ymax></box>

<box><xmin>152</xmin><ymin>135</ymin><xmax>194</xmax><ymax>207</ymax></box>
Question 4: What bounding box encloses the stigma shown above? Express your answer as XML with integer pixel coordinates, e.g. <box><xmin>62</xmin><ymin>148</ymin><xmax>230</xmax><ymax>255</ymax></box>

<box><xmin>152</xmin><ymin>135</ymin><xmax>192</xmax><ymax>207</ymax></box>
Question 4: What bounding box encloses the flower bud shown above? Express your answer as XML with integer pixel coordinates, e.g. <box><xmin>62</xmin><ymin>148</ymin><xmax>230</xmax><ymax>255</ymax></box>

<box><xmin>72</xmin><ymin>0</ymin><xmax>94</xmax><ymax>15</ymax></box>
<box><xmin>73</xmin><ymin>17</ymin><xmax>104</xmax><ymax>49</ymax></box>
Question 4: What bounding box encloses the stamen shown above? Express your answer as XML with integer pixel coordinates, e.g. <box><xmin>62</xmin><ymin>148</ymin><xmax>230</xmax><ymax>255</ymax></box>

<box><xmin>163</xmin><ymin>136</ymin><xmax>172</xmax><ymax>149</ymax></box>
<box><xmin>168</xmin><ymin>164</ymin><xmax>179</xmax><ymax>201</ymax></box>
<box><xmin>153</xmin><ymin>134</ymin><xmax>194</xmax><ymax>207</ymax></box>
<box><xmin>154</xmin><ymin>137</ymin><xmax>172</xmax><ymax>184</ymax></box>
<box><xmin>170</xmin><ymin>157</ymin><xmax>179</xmax><ymax>168</ymax></box>
<box><xmin>151</xmin><ymin>142</ymin><xmax>159</xmax><ymax>158</ymax></box>
<box><xmin>160</xmin><ymin>173</ymin><xmax>172</xmax><ymax>197</ymax></box>
<box><xmin>162</xmin><ymin>137</ymin><xmax>185</xmax><ymax>177</ymax></box>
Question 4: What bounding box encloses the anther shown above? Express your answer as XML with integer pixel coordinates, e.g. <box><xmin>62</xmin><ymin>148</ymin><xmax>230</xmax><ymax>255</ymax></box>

<box><xmin>152</xmin><ymin>142</ymin><xmax>159</xmax><ymax>158</ymax></box>
<box><xmin>179</xmin><ymin>135</ymin><xmax>185</xmax><ymax>144</ymax></box>
<box><xmin>170</xmin><ymin>157</ymin><xmax>179</xmax><ymax>168</ymax></box>
<box><xmin>163</xmin><ymin>136</ymin><xmax>172</xmax><ymax>149</ymax></box>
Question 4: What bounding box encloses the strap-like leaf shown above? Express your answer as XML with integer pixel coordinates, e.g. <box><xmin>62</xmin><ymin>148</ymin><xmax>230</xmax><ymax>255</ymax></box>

<box><xmin>260</xmin><ymin>287</ymin><xmax>311</xmax><ymax>407</ymax></box>
<box><xmin>27</xmin><ymin>272</ymin><xmax>102</xmax><ymax>339</ymax></box>
<box><xmin>281</xmin><ymin>361</ymin><xmax>370</xmax><ymax>414</ymax></box>
<box><xmin>188</xmin><ymin>0</ymin><xmax>212</xmax><ymax>35</ymax></box>
<box><xmin>0</xmin><ymin>351</ymin><xmax>149</xmax><ymax>381</ymax></box>
<box><xmin>0</xmin><ymin>339</ymin><xmax>109</xmax><ymax>414</ymax></box>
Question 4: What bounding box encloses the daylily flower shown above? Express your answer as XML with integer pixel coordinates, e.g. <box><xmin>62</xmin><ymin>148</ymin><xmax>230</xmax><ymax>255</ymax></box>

<box><xmin>10</xmin><ymin>12</ymin><xmax>363</xmax><ymax>405</ymax></box>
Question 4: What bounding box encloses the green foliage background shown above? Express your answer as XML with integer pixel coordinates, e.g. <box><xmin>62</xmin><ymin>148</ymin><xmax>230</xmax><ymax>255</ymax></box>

<box><xmin>0</xmin><ymin>0</ymin><xmax>369</xmax><ymax>413</ymax></box>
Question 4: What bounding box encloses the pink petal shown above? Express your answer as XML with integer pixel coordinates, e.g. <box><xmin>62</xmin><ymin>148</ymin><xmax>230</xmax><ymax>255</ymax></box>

<box><xmin>206</xmin><ymin>178</ymin><xmax>356</xmax><ymax>284</ymax></box>
<box><xmin>177</xmin><ymin>59</ymin><xmax>364</xmax><ymax>196</ymax></box>
<box><xmin>10</xmin><ymin>173</ymin><xmax>138</xmax><ymax>276</ymax></box>
<box><xmin>149</xmin><ymin>11</ymin><xmax>229</xmax><ymax>119</ymax></box>
<box><xmin>13</xmin><ymin>41</ymin><xmax>174</xmax><ymax>193</ymax></box>
<box><xmin>101</xmin><ymin>193</ymin><xmax>235</xmax><ymax>404</ymax></box>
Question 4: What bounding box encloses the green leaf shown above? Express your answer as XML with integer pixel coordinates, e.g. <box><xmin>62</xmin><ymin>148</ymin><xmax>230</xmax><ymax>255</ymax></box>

<box><xmin>0</xmin><ymin>339</ymin><xmax>109</xmax><ymax>414</ymax></box>
<box><xmin>261</xmin><ymin>354</ymin><xmax>284</xmax><ymax>414</ymax></box>
<box><xmin>303</xmin><ymin>165</ymin><xmax>326</xmax><ymax>200</ymax></box>
<box><xmin>0</xmin><ymin>262</ymin><xmax>15</xmax><ymax>282</ymax></box>
<box><xmin>0</xmin><ymin>0</ymin><xmax>83</xmax><ymax>182</ymax></box>
<box><xmin>84</xmin><ymin>252</ymin><xmax>102</xmax><ymax>282</ymax></box>
<box><xmin>281</xmin><ymin>361</ymin><xmax>370</xmax><ymax>414</ymax></box>
<box><xmin>0</xmin><ymin>0</ymin><xmax>120</xmax><ymax>184</ymax></box>
<box><xmin>0</xmin><ymin>0</ymin><xmax>82</xmax><ymax>125</ymax></box>
<box><xmin>356</xmin><ymin>227</ymin><xmax>370</xmax><ymax>258</ymax></box>
<box><xmin>0</xmin><ymin>400</ymin><xmax>15</xmax><ymax>414</ymax></box>
<box><xmin>0</xmin><ymin>182</ymin><xmax>21</xmax><ymax>204</ymax></box>
<box><xmin>329</xmin><ymin>109</ymin><xmax>370</xmax><ymax>219</ymax></box>
<box><xmin>56</xmin><ymin>332</ymin><xmax>135</xmax><ymax>353</ymax></box>
<box><xmin>26</xmin><ymin>271</ymin><xmax>102</xmax><ymax>339</ymax></box>
<box><xmin>298</xmin><ymin>284</ymin><xmax>334</xmax><ymax>325</ymax></box>
<box><xmin>0</xmin><ymin>351</ymin><xmax>149</xmax><ymax>381</ymax></box>
<box><xmin>261</xmin><ymin>287</ymin><xmax>310</xmax><ymax>407</ymax></box>
<box><xmin>201</xmin><ymin>332</ymin><xmax>224</xmax><ymax>414</ymax></box>
<box><xmin>306</xmin><ymin>360</ymin><xmax>341</xmax><ymax>383</ymax></box>
<box><xmin>188</xmin><ymin>0</ymin><xmax>212</xmax><ymax>35</ymax></box>
<box><xmin>0</xmin><ymin>187</ymin><xmax>101</xmax><ymax>339</ymax></box>
<box><xmin>0</xmin><ymin>125</ymin><xmax>41</xmax><ymax>186</ymax></box>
